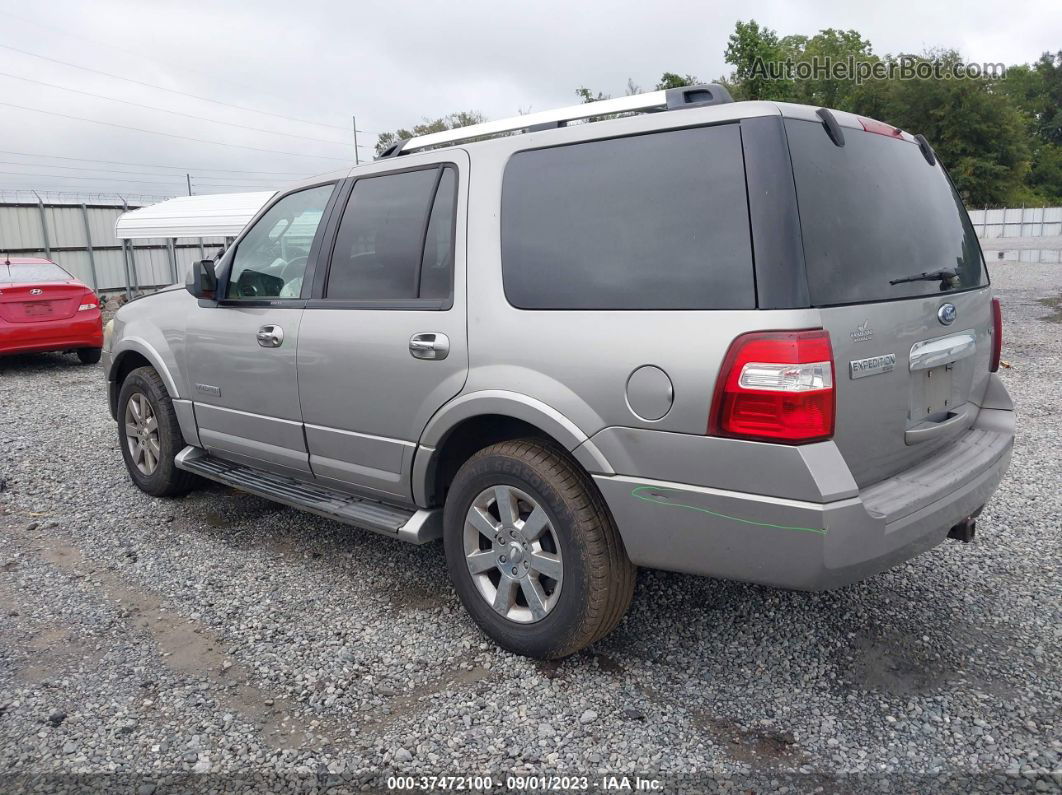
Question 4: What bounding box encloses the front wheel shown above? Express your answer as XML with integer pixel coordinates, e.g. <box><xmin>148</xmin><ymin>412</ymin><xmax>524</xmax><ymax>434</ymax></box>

<box><xmin>117</xmin><ymin>367</ymin><xmax>198</xmax><ymax>497</ymax></box>
<box><xmin>443</xmin><ymin>438</ymin><xmax>635</xmax><ymax>659</ymax></box>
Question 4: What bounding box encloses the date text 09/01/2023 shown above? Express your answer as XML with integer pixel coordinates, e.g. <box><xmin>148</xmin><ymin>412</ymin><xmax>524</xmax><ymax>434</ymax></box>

<box><xmin>387</xmin><ymin>775</ymin><xmax>664</xmax><ymax>791</ymax></box>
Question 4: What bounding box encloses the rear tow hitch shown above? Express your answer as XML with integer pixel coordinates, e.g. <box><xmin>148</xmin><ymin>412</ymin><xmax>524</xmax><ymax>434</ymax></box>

<box><xmin>947</xmin><ymin>516</ymin><xmax>977</xmax><ymax>543</ymax></box>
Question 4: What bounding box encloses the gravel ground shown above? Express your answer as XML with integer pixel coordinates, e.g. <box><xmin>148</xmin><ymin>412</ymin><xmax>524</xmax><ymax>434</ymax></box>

<box><xmin>0</xmin><ymin>261</ymin><xmax>1059</xmax><ymax>794</ymax></box>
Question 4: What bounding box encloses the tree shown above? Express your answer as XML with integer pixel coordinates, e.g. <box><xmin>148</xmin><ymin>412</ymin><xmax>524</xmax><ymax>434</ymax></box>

<box><xmin>785</xmin><ymin>28</ymin><xmax>876</xmax><ymax>108</ymax></box>
<box><xmin>848</xmin><ymin>51</ymin><xmax>1030</xmax><ymax>206</ymax></box>
<box><xmin>723</xmin><ymin>20</ymin><xmax>794</xmax><ymax>100</ymax></box>
<box><xmin>656</xmin><ymin>72</ymin><xmax>699</xmax><ymax>90</ymax></box>
<box><xmin>1001</xmin><ymin>51</ymin><xmax>1062</xmax><ymax>202</ymax></box>
<box><xmin>575</xmin><ymin>87</ymin><xmax>610</xmax><ymax>104</ymax></box>
<box><xmin>374</xmin><ymin>111</ymin><xmax>486</xmax><ymax>157</ymax></box>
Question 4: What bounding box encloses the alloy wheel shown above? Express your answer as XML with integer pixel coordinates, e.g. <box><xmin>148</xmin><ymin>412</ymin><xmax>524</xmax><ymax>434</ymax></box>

<box><xmin>124</xmin><ymin>392</ymin><xmax>161</xmax><ymax>476</ymax></box>
<box><xmin>463</xmin><ymin>484</ymin><xmax>563</xmax><ymax>623</ymax></box>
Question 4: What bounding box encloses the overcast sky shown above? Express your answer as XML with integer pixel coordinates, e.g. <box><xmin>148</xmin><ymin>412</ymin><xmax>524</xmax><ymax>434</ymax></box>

<box><xmin>0</xmin><ymin>0</ymin><xmax>1058</xmax><ymax>200</ymax></box>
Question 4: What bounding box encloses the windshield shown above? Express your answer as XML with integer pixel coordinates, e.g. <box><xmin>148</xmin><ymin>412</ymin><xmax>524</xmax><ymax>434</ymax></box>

<box><xmin>785</xmin><ymin>118</ymin><xmax>988</xmax><ymax>307</ymax></box>
<box><xmin>0</xmin><ymin>262</ymin><xmax>73</xmax><ymax>284</ymax></box>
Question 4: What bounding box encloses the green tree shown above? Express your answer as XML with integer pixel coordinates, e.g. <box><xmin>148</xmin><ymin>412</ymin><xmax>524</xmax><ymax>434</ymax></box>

<box><xmin>374</xmin><ymin>111</ymin><xmax>486</xmax><ymax>157</ymax></box>
<box><xmin>1002</xmin><ymin>51</ymin><xmax>1062</xmax><ymax>202</ymax></box>
<box><xmin>656</xmin><ymin>72</ymin><xmax>699</xmax><ymax>89</ymax></box>
<box><xmin>849</xmin><ymin>51</ymin><xmax>1030</xmax><ymax>206</ymax></box>
<box><xmin>786</xmin><ymin>28</ymin><xmax>876</xmax><ymax>108</ymax></box>
<box><xmin>723</xmin><ymin>20</ymin><xmax>794</xmax><ymax>100</ymax></box>
<box><xmin>575</xmin><ymin>86</ymin><xmax>610</xmax><ymax>104</ymax></box>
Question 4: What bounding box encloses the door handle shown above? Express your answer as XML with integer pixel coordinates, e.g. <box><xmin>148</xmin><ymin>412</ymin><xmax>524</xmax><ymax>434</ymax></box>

<box><xmin>409</xmin><ymin>332</ymin><xmax>449</xmax><ymax>360</ymax></box>
<box><xmin>256</xmin><ymin>324</ymin><xmax>284</xmax><ymax>348</ymax></box>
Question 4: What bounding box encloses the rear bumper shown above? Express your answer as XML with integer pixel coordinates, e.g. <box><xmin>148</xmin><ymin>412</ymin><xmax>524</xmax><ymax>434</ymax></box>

<box><xmin>0</xmin><ymin>312</ymin><xmax>103</xmax><ymax>355</ymax></box>
<box><xmin>594</xmin><ymin>400</ymin><xmax>1014</xmax><ymax>591</ymax></box>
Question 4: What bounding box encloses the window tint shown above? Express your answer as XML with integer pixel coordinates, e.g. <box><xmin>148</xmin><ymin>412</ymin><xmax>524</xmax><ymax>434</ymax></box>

<box><xmin>785</xmin><ymin>118</ymin><xmax>988</xmax><ymax>306</ymax></box>
<box><xmin>326</xmin><ymin>166</ymin><xmax>456</xmax><ymax>301</ymax></box>
<box><xmin>227</xmin><ymin>184</ymin><xmax>334</xmax><ymax>300</ymax></box>
<box><xmin>419</xmin><ymin>167</ymin><xmax>456</xmax><ymax>299</ymax></box>
<box><xmin>501</xmin><ymin>125</ymin><xmax>755</xmax><ymax>310</ymax></box>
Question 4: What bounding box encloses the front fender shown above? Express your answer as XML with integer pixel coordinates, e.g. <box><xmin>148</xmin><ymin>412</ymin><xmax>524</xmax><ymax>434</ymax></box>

<box><xmin>110</xmin><ymin>336</ymin><xmax>181</xmax><ymax>398</ymax></box>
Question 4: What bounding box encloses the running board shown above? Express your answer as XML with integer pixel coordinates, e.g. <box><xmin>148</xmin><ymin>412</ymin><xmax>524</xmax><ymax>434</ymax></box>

<box><xmin>174</xmin><ymin>446</ymin><xmax>441</xmax><ymax>544</ymax></box>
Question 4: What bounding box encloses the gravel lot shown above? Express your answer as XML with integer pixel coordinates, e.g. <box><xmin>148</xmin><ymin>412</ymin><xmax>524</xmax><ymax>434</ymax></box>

<box><xmin>1</xmin><ymin>261</ymin><xmax>1059</xmax><ymax>793</ymax></box>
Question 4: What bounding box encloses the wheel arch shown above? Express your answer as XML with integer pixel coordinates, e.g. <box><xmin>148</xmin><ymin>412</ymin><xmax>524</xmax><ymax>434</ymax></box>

<box><xmin>108</xmin><ymin>339</ymin><xmax>199</xmax><ymax>447</ymax></box>
<box><xmin>110</xmin><ymin>338</ymin><xmax>179</xmax><ymax>394</ymax></box>
<box><xmin>412</xmin><ymin>391</ymin><xmax>613</xmax><ymax>507</ymax></box>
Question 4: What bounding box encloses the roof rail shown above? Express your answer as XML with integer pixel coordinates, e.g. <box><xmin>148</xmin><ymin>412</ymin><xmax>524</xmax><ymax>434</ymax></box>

<box><xmin>381</xmin><ymin>83</ymin><xmax>733</xmax><ymax>158</ymax></box>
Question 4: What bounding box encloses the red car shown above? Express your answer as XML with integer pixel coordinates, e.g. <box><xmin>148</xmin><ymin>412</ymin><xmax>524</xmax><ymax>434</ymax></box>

<box><xmin>0</xmin><ymin>257</ymin><xmax>104</xmax><ymax>364</ymax></box>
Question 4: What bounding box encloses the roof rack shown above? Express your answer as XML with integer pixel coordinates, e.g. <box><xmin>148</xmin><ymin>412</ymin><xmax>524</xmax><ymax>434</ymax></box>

<box><xmin>381</xmin><ymin>83</ymin><xmax>734</xmax><ymax>158</ymax></box>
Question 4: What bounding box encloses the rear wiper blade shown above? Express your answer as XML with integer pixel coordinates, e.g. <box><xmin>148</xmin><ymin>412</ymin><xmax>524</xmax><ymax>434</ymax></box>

<box><xmin>889</xmin><ymin>268</ymin><xmax>958</xmax><ymax>287</ymax></box>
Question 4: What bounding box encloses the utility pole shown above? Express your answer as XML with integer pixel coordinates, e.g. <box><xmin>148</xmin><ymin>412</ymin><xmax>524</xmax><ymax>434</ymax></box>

<box><xmin>352</xmin><ymin>114</ymin><xmax>360</xmax><ymax>165</ymax></box>
<box><xmin>186</xmin><ymin>173</ymin><xmax>193</xmax><ymax>196</ymax></box>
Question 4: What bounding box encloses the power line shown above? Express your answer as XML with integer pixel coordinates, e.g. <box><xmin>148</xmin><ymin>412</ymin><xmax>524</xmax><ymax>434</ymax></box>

<box><xmin>0</xmin><ymin>42</ymin><xmax>354</xmax><ymax>132</ymax></box>
<box><xmin>0</xmin><ymin>149</ymin><xmax>309</xmax><ymax>175</ymax></box>
<box><xmin>0</xmin><ymin>159</ymin><xmax>285</xmax><ymax>182</ymax></box>
<box><xmin>1</xmin><ymin>9</ymin><xmax>317</xmax><ymax>121</ymax></box>
<box><xmin>0</xmin><ymin>70</ymin><xmax>354</xmax><ymax>147</ymax></box>
<box><xmin>0</xmin><ymin>169</ymin><xmax>205</xmax><ymax>186</ymax></box>
<box><xmin>0</xmin><ymin>101</ymin><xmax>352</xmax><ymax>161</ymax></box>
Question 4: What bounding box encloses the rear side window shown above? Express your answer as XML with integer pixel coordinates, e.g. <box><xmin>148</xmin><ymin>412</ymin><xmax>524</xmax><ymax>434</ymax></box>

<box><xmin>326</xmin><ymin>166</ymin><xmax>456</xmax><ymax>301</ymax></box>
<box><xmin>785</xmin><ymin>118</ymin><xmax>988</xmax><ymax>307</ymax></box>
<box><xmin>501</xmin><ymin>125</ymin><xmax>755</xmax><ymax>310</ymax></box>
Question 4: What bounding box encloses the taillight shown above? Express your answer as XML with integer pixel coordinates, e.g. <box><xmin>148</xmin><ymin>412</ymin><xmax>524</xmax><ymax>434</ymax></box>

<box><xmin>78</xmin><ymin>291</ymin><xmax>99</xmax><ymax>312</ymax></box>
<box><xmin>709</xmin><ymin>330</ymin><xmax>835</xmax><ymax>444</ymax></box>
<box><xmin>990</xmin><ymin>298</ymin><xmax>1002</xmax><ymax>372</ymax></box>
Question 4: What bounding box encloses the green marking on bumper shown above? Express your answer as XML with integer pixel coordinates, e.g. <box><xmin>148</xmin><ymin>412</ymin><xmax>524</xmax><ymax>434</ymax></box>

<box><xmin>630</xmin><ymin>486</ymin><xmax>826</xmax><ymax>536</ymax></box>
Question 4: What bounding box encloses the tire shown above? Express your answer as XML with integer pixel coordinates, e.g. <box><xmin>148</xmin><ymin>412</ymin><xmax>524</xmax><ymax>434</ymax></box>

<box><xmin>443</xmin><ymin>438</ymin><xmax>636</xmax><ymax>659</ymax></box>
<box><xmin>76</xmin><ymin>348</ymin><xmax>102</xmax><ymax>365</ymax></box>
<box><xmin>117</xmin><ymin>366</ymin><xmax>198</xmax><ymax>497</ymax></box>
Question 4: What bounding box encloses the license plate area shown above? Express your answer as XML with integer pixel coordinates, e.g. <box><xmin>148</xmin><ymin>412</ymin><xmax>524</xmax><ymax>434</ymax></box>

<box><xmin>910</xmin><ymin>364</ymin><xmax>953</xmax><ymax>422</ymax></box>
<box><xmin>23</xmin><ymin>302</ymin><xmax>53</xmax><ymax>317</ymax></box>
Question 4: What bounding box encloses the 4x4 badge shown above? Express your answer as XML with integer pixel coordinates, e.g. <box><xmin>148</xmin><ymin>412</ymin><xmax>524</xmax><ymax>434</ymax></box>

<box><xmin>850</xmin><ymin>320</ymin><xmax>873</xmax><ymax>342</ymax></box>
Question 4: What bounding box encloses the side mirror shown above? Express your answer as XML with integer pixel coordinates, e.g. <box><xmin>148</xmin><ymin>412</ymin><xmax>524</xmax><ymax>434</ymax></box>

<box><xmin>186</xmin><ymin>260</ymin><xmax>218</xmax><ymax>300</ymax></box>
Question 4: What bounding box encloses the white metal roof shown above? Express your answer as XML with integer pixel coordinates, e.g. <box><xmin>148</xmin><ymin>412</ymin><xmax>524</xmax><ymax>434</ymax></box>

<box><xmin>114</xmin><ymin>191</ymin><xmax>275</xmax><ymax>240</ymax></box>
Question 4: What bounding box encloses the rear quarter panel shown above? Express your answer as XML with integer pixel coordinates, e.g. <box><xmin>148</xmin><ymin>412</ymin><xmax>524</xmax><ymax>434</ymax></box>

<box><xmin>461</xmin><ymin>113</ymin><xmax>822</xmax><ymax>442</ymax></box>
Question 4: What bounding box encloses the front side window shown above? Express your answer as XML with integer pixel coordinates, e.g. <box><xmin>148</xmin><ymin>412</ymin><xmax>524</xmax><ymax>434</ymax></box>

<box><xmin>325</xmin><ymin>165</ymin><xmax>456</xmax><ymax>301</ymax></box>
<box><xmin>501</xmin><ymin>124</ymin><xmax>755</xmax><ymax>310</ymax></box>
<box><xmin>227</xmin><ymin>183</ymin><xmax>335</xmax><ymax>300</ymax></box>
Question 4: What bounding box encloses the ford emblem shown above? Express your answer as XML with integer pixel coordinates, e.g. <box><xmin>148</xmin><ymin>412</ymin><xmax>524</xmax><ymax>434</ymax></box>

<box><xmin>937</xmin><ymin>303</ymin><xmax>957</xmax><ymax>325</ymax></box>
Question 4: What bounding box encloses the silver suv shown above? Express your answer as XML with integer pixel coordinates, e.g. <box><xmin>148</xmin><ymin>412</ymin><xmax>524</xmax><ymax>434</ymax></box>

<box><xmin>104</xmin><ymin>85</ymin><xmax>1014</xmax><ymax>659</ymax></box>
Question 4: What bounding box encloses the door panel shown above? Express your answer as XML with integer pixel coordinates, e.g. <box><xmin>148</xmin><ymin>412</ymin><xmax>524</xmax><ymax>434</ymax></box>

<box><xmin>297</xmin><ymin>153</ymin><xmax>469</xmax><ymax>500</ymax></box>
<box><xmin>184</xmin><ymin>182</ymin><xmax>338</xmax><ymax>475</ymax></box>
<box><xmin>186</xmin><ymin>306</ymin><xmax>310</xmax><ymax>474</ymax></box>
<box><xmin>298</xmin><ymin>311</ymin><xmax>467</xmax><ymax>497</ymax></box>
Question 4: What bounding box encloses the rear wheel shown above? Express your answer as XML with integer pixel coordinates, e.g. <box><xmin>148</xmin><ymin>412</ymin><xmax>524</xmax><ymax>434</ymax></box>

<box><xmin>117</xmin><ymin>367</ymin><xmax>198</xmax><ymax>497</ymax></box>
<box><xmin>76</xmin><ymin>348</ymin><xmax>102</xmax><ymax>365</ymax></box>
<box><xmin>443</xmin><ymin>438</ymin><xmax>635</xmax><ymax>659</ymax></box>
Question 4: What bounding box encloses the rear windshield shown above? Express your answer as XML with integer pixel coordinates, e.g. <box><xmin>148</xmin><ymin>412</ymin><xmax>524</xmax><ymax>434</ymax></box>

<box><xmin>785</xmin><ymin>118</ymin><xmax>987</xmax><ymax>307</ymax></box>
<box><xmin>0</xmin><ymin>262</ymin><xmax>72</xmax><ymax>283</ymax></box>
<box><xmin>501</xmin><ymin>124</ymin><xmax>755</xmax><ymax>310</ymax></box>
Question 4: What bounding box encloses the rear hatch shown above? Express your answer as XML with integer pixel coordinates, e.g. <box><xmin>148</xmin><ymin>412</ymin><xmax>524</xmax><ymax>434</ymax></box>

<box><xmin>784</xmin><ymin>116</ymin><xmax>993</xmax><ymax>488</ymax></box>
